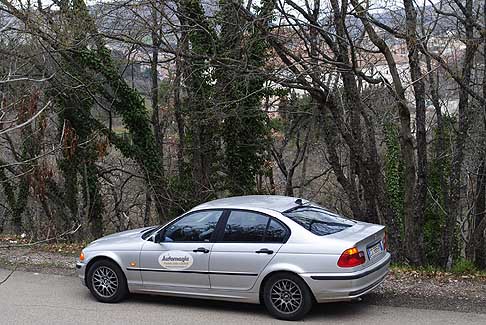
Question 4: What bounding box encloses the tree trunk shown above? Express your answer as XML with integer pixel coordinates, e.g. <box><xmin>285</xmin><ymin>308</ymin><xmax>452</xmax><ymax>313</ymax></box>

<box><xmin>150</xmin><ymin>11</ymin><xmax>164</xmax><ymax>166</ymax></box>
<box><xmin>425</xmin><ymin>24</ymin><xmax>448</xmax><ymax>218</ymax></box>
<box><xmin>440</xmin><ymin>0</ymin><xmax>477</xmax><ymax>268</ymax></box>
<box><xmin>466</xmin><ymin>160</ymin><xmax>486</xmax><ymax>266</ymax></box>
<box><xmin>299</xmin><ymin>149</ymin><xmax>309</xmax><ymax>197</ymax></box>
<box><xmin>403</xmin><ymin>0</ymin><xmax>428</xmax><ymax>266</ymax></box>
<box><xmin>319</xmin><ymin>102</ymin><xmax>364</xmax><ymax>219</ymax></box>
<box><xmin>330</xmin><ymin>0</ymin><xmax>380</xmax><ymax>224</ymax></box>
<box><xmin>144</xmin><ymin>190</ymin><xmax>152</xmax><ymax>227</ymax></box>
<box><xmin>285</xmin><ymin>172</ymin><xmax>294</xmax><ymax>197</ymax></box>
<box><xmin>174</xmin><ymin>47</ymin><xmax>186</xmax><ymax>177</ymax></box>
<box><xmin>351</xmin><ymin>0</ymin><xmax>416</xmax><ymax>262</ymax></box>
<box><xmin>468</xmin><ymin>13</ymin><xmax>486</xmax><ymax>267</ymax></box>
<box><xmin>84</xmin><ymin>160</ymin><xmax>103</xmax><ymax>239</ymax></box>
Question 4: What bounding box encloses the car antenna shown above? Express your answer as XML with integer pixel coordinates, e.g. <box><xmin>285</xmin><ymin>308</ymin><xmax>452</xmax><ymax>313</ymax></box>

<box><xmin>295</xmin><ymin>198</ymin><xmax>303</xmax><ymax>205</ymax></box>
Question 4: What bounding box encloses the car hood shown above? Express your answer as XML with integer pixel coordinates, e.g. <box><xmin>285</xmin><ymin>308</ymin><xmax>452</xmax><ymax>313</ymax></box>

<box><xmin>87</xmin><ymin>226</ymin><xmax>156</xmax><ymax>250</ymax></box>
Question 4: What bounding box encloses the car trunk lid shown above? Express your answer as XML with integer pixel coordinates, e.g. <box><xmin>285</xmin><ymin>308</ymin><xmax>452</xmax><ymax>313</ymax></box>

<box><xmin>329</xmin><ymin>221</ymin><xmax>386</xmax><ymax>268</ymax></box>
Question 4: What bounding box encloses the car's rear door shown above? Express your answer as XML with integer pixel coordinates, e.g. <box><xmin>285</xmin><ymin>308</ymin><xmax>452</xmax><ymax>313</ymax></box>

<box><xmin>209</xmin><ymin>210</ymin><xmax>288</xmax><ymax>291</ymax></box>
<box><xmin>139</xmin><ymin>210</ymin><xmax>224</xmax><ymax>290</ymax></box>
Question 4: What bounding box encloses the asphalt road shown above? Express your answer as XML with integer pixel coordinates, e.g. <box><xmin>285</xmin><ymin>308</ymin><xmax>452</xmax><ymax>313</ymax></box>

<box><xmin>1</xmin><ymin>268</ymin><xmax>485</xmax><ymax>325</ymax></box>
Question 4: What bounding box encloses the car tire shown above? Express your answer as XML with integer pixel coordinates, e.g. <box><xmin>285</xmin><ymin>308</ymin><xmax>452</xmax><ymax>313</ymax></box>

<box><xmin>87</xmin><ymin>259</ymin><xmax>128</xmax><ymax>303</ymax></box>
<box><xmin>263</xmin><ymin>273</ymin><xmax>313</xmax><ymax>321</ymax></box>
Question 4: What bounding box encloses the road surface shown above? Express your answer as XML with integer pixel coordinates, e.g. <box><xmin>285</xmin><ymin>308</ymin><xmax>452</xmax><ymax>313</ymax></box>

<box><xmin>0</xmin><ymin>268</ymin><xmax>485</xmax><ymax>324</ymax></box>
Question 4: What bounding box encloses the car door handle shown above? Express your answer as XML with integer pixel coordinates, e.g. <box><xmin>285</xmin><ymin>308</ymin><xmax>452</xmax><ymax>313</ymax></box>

<box><xmin>193</xmin><ymin>247</ymin><xmax>210</xmax><ymax>253</ymax></box>
<box><xmin>255</xmin><ymin>248</ymin><xmax>274</xmax><ymax>254</ymax></box>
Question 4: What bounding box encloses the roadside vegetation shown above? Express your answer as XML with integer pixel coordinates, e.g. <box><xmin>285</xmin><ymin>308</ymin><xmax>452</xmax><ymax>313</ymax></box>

<box><xmin>391</xmin><ymin>263</ymin><xmax>486</xmax><ymax>279</ymax></box>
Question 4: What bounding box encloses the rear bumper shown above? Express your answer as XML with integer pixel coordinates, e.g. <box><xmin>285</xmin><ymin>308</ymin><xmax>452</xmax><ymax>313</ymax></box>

<box><xmin>300</xmin><ymin>252</ymin><xmax>391</xmax><ymax>303</ymax></box>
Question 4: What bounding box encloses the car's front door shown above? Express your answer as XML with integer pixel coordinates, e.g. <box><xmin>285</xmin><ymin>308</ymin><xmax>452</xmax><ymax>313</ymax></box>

<box><xmin>139</xmin><ymin>210</ymin><xmax>224</xmax><ymax>290</ymax></box>
<box><xmin>209</xmin><ymin>210</ymin><xmax>288</xmax><ymax>291</ymax></box>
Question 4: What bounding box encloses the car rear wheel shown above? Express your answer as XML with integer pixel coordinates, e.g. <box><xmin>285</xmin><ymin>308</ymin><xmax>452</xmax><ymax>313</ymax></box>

<box><xmin>263</xmin><ymin>273</ymin><xmax>313</xmax><ymax>320</ymax></box>
<box><xmin>87</xmin><ymin>259</ymin><xmax>128</xmax><ymax>303</ymax></box>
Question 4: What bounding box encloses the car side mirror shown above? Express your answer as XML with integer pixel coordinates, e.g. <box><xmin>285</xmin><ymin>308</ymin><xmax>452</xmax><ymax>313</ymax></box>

<box><xmin>154</xmin><ymin>230</ymin><xmax>174</xmax><ymax>244</ymax></box>
<box><xmin>151</xmin><ymin>229</ymin><xmax>164</xmax><ymax>243</ymax></box>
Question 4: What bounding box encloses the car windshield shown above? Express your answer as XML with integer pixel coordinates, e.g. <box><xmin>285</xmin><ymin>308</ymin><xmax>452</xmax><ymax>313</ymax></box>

<box><xmin>283</xmin><ymin>206</ymin><xmax>355</xmax><ymax>236</ymax></box>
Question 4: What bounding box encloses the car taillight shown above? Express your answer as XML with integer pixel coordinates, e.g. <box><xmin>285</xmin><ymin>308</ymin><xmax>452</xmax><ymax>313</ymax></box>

<box><xmin>337</xmin><ymin>247</ymin><xmax>365</xmax><ymax>267</ymax></box>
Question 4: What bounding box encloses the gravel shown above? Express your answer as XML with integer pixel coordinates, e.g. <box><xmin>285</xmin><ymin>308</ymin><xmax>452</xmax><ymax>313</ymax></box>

<box><xmin>0</xmin><ymin>246</ymin><xmax>77</xmax><ymax>276</ymax></box>
<box><xmin>364</xmin><ymin>269</ymin><xmax>486</xmax><ymax>314</ymax></box>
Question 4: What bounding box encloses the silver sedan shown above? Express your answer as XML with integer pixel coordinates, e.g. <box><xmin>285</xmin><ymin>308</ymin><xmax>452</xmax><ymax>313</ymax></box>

<box><xmin>76</xmin><ymin>195</ymin><xmax>390</xmax><ymax>320</ymax></box>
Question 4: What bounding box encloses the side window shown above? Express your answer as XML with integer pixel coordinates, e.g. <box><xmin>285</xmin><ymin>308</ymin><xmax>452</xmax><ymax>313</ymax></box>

<box><xmin>223</xmin><ymin>211</ymin><xmax>269</xmax><ymax>242</ymax></box>
<box><xmin>265</xmin><ymin>219</ymin><xmax>287</xmax><ymax>243</ymax></box>
<box><xmin>161</xmin><ymin>210</ymin><xmax>223</xmax><ymax>242</ymax></box>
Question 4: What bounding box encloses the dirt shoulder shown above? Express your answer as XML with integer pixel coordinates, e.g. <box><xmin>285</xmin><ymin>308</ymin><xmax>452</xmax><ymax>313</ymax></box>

<box><xmin>1</xmin><ymin>243</ymin><xmax>485</xmax><ymax>314</ymax></box>
<box><xmin>0</xmin><ymin>241</ymin><xmax>81</xmax><ymax>276</ymax></box>
<box><xmin>365</xmin><ymin>268</ymin><xmax>486</xmax><ymax>314</ymax></box>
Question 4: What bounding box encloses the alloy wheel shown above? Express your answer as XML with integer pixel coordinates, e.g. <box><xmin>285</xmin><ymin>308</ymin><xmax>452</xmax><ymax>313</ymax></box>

<box><xmin>92</xmin><ymin>266</ymin><xmax>119</xmax><ymax>298</ymax></box>
<box><xmin>270</xmin><ymin>278</ymin><xmax>303</xmax><ymax>314</ymax></box>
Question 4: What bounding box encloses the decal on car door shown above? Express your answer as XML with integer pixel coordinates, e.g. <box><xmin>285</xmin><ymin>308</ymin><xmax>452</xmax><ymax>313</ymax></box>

<box><xmin>158</xmin><ymin>250</ymin><xmax>194</xmax><ymax>270</ymax></box>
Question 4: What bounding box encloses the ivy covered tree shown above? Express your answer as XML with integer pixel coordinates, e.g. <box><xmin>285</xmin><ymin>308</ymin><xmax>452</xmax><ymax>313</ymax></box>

<box><xmin>217</xmin><ymin>0</ymin><xmax>271</xmax><ymax>195</ymax></box>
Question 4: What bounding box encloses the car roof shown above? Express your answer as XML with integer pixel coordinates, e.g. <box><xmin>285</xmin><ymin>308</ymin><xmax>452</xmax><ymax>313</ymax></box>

<box><xmin>191</xmin><ymin>195</ymin><xmax>309</xmax><ymax>213</ymax></box>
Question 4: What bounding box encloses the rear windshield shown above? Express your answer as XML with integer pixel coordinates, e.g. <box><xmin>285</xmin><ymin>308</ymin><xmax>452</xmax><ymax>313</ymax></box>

<box><xmin>283</xmin><ymin>207</ymin><xmax>355</xmax><ymax>236</ymax></box>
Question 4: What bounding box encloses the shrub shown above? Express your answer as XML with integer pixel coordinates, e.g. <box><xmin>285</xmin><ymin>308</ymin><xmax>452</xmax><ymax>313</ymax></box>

<box><xmin>451</xmin><ymin>259</ymin><xmax>477</xmax><ymax>274</ymax></box>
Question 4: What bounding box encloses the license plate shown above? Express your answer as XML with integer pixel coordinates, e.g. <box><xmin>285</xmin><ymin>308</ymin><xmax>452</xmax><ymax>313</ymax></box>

<box><xmin>367</xmin><ymin>242</ymin><xmax>383</xmax><ymax>260</ymax></box>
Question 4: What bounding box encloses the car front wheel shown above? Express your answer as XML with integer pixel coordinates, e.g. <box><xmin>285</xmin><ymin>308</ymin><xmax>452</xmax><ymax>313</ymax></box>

<box><xmin>263</xmin><ymin>273</ymin><xmax>313</xmax><ymax>320</ymax></box>
<box><xmin>87</xmin><ymin>259</ymin><xmax>128</xmax><ymax>303</ymax></box>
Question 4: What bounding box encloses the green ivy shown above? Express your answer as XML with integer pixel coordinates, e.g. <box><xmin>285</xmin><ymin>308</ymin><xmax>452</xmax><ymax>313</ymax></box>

<box><xmin>384</xmin><ymin>122</ymin><xmax>404</xmax><ymax>231</ymax></box>
<box><xmin>217</xmin><ymin>0</ymin><xmax>272</xmax><ymax>195</ymax></box>
<box><xmin>424</xmin><ymin>116</ymin><xmax>453</xmax><ymax>265</ymax></box>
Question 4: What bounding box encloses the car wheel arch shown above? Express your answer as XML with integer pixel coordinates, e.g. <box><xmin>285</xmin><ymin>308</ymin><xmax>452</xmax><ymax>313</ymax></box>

<box><xmin>258</xmin><ymin>270</ymin><xmax>316</xmax><ymax>304</ymax></box>
<box><xmin>85</xmin><ymin>255</ymin><xmax>125</xmax><ymax>286</ymax></box>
